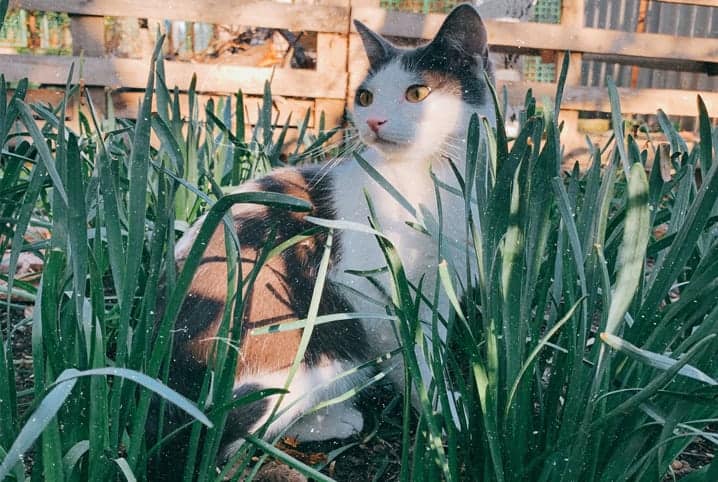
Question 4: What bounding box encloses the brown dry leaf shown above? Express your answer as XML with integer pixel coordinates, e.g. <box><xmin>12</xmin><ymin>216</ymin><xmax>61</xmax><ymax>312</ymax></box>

<box><xmin>276</xmin><ymin>439</ymin><xmax>328</xmax><ymax>466</ymax></box>
<box><xmin>282</xmin><ymin>435</ymin><xmax>300</xmax><ymax>448</ymax></box>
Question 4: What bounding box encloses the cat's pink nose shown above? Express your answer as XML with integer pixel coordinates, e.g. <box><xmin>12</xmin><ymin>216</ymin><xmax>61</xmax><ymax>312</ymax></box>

<box><xmin>366</xmin><ymin>118</ymin><xmax>387</xmax><ymax>133</ymax></box>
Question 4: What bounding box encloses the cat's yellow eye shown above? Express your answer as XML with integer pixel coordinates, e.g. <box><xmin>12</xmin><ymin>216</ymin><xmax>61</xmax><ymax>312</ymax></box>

<box><xmin>405</xmin><ymin>85</ymin><xmax>431</xmax><ymax>103</ymax></box>
<box><xmin>356</xmin><ymin>89</ymin><xmax>373</xmax><ymax>107</ymax></box>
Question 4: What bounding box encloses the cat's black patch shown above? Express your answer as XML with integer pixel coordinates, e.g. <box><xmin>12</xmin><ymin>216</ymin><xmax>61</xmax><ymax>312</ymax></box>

<box><xmin>301</xmin><ymin>165</ymin><xmax>338</xmax><ymax>223</ymax></box>
<box><xmin>279</xmin><ymin>165</ymin><xmax>368</xmax><ymax>365</ymax></box>
<box><xmin>308</xmin><ymin>283</ymin><xmax>370</xmax><ymax>364</ymax></box>
<box><xmin>257</xmin><ymin>175</ymin><xmax>289</xmax><ymax>194</ymax></box>
<box><xmin>234</xmin><ymin>215</ymin><xmax>269</xmax><ymax>248</ymax></box>
<box><xmin>173</xmin><ymin>292</ymin><xmax>226</xmax><ymax>342</ymax></box>
<box><xmin>221</xmin><ymin>383</ymin><xmax>270</xmax><ymax>446</ymax></box>
<box><xmin>354</xmin><ymin>19</ymin><xmax>398</xmax><ymax>73</ymax></box>
<box><xmin>400</xmin><ymin>45</ymin><xmax>490</xmax><ymax>106</ymax></box>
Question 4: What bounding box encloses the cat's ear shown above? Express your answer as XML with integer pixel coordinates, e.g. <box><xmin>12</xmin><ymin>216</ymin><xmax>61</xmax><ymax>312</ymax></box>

<box><xmin>354</xmin><ymin>19</ymin><xmax>396</xmax><ymax>71</ymax></box>
<box><xmin>432</xmin><ymin>4</ymin><xmax>489</xmax><ymax>60</ymax></box>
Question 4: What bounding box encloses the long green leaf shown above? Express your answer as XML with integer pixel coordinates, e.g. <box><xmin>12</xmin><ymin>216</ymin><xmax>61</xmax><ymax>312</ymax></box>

<box><xmin>0</xmin><ymin>377</ymin><xmax>77</xmax><ymax>480</ymax></box>
<box><xmin>605</xmin><ymin>163</ymin><xmax>650</xmax><ymax>335</ymax></box>
<box><xmin>13</xmin><ymin>99</ymin><xmax>68</xmax><ymax>204</ymax></box>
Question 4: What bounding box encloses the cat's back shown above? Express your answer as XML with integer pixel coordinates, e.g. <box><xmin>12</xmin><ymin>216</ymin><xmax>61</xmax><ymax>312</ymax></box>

<box><xmin>169</xmin><ymin>164</ymin><xmax>366</xmax><ymax>395</ymax></box>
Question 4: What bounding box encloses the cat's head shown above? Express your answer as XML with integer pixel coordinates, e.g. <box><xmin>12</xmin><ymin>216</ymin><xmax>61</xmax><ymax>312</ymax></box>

<box><xmin>352</xmin><ymin>4</ymin><xmax>495</xmax><ymax>164</ymax></box>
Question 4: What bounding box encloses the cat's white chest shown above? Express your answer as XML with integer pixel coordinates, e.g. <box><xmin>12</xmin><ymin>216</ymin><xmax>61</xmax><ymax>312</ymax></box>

<box><xmin>331</xmin><ymin>151</ymin><xmax>441</xmax><ymax>278</ymax></box>
<box><xmin>329</xmin><ymin>149</ymin><xmax>467</xmax><ymax>362</ymax></box>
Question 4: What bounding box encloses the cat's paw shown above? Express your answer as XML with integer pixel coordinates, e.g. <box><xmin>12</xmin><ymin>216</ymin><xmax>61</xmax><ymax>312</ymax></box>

<box><xmin>291</xmin><ymin>405</ymin><xmax>364</xmax><ymax>442</ymax></box>
<box><xmin>333</xmin><ymin>406</ymin><xmax>364</xmax><ymax>439</ymax></box>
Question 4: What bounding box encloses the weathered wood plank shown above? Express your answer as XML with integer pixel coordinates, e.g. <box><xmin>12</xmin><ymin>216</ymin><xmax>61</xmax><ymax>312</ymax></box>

<box><xmin>317</xmin><ymin>33</ymin><xmax>348</xmax><ymax>75</ymax></box>
<box><xmin>501</xmin><ymin>81</ymin><xmax>718</xmax><ymax>118</ymax></box>
<box><xmin>655</xmin><ymin>0</ymin><xmax>717</xmax><ymax>7</ymax></box>
<box><xmin>69</xmin><ymin>15</ymin><xmax>105</xmax><ymax>57</ymax></box>
<box><xmin>0</xmin><ymin>54</ymin><xmax>348</xmax><ymax>98</ymax></box>
<box><xmin>110</xmin><ymin>92</ymin><xmax>315</xmax><ymax>126</ymax></box>
<box><xmin>10</xmin><ymin>0</ymin><xmax>350</xmax><ymax>33</ymax></box>
<box><xmin>10</xmin><ymin>88</ymin><xmax>315</xmax><ymax>126</ymax></box>
<box><xmin>330</xmin><ymin>69</ymin><xmax>718</xmax><ymax>118</ymax></box>
<box><xmin>558</xmin><ymin>0</ymin><xmax>585</xmax><ymax>154</ymax></box>
<box><xmin>6</xmin><ymin>89</ymin><xmax>76</xmax><ymax>118</ymax></box>
<box><xmin>351</xmin><ymin>7</ymin><xmax>718</xmax><ymax>65</ymax></box>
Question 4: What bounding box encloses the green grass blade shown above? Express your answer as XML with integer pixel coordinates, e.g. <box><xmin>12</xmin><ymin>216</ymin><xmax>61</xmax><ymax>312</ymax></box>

<box><xmin>13</xmin><ymin>99</ymin><xmax>68</xmax><ymax>204</ymax></box>
<box><xmin>114</xmin><ymin>457</ymin><xmax>137</xmax><ymax>482</ymax></box>
<box><xmin>607</xmin><ymin>77</ymin><xmax>629</xmax><ymax>176</ymax></box>
<box><xmin>110</xmin><ymin>36</ymin><xmax>164</xmax><ymax>449</ymax></box>
<box><xmin>505</xmin><ymin>297</ymin><xmax>583</xmax><ymax>418</ymax></box>
<box><xmin>697</xmin><ymin>95</ymin><xmax>713</xmax><ymax>175</ymax></box>
<box><xmin>84</xmin><ymin>89</ymin><xmax>126</xmax><ymax>295</ymax></box>
<box><xmin>636</xmin><ymin>132</ymin><xmax>718</xmax><ymax>335</ymax></box>
<box><xmin>600</xmin><ymin>333</ymin><xmax>717</xmax><ymax>385</ymax></box>
<box><xmin>593</xmin><ymin>334</ymin><xmax>716</xmax><ymax>428</ymax></box>
<box><xmin>53</xmin><ymin>367</ymin><xmax>213</xmax><ymax>427</ymax></box>
<box><xmin>353</xmin><ymin>152</ymin><xmax>418</xmax><ymax>220</ymax></box>
<box><xmin>244</xmin><ymin>434</ymin><xmax>335</xmax><ymax>482</ymax></box>
<box><xmin>0</xmin><ymin>377</ymin><xmax>78</xmax><ymax>480</ymax></box>
<box><xmin>554</xmin><ymin>51</ymin><xmax>570</xmax><ymax>117</ymax></box>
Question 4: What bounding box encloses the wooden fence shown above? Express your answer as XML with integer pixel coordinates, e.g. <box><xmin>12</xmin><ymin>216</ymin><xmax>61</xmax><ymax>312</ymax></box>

<box><xmin>3</xmin><ymin>0</ymin><xmax>717</xmax><ymax>155</ymax></box>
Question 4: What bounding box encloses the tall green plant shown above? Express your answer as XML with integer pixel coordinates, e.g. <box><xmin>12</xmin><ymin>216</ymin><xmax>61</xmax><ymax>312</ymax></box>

<box><xmin>373</xmin><ymin>61</ymin><xmax>718</xmax><ymax>480</ymax></box>
<box><xmin>0</xmin><ymin>35</ymin><xmax>347</xmax><ymax>481</ymax></box>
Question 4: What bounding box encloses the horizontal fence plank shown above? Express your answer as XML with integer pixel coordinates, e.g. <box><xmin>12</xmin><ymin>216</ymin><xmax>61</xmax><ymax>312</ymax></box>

<box><xmin>10</xmin><ymin>0</ymin><xmax>350</xmax><ymax>33</ymax></box>
<box><xmin>9</xmin><ymin>66</ymin><xmax>716</xmax><ymax>120</ymax></box>
<box><xmin>0</xmin><ymin>54</ymin><xmax>347</xmax><ymax>98</ymax></box>
<box><xmin>12</xmin><ymin>82</ymin><xmax>716</xmax><ymax>127</ymax></box>
<box><xmin>105</xmin><ymin>92</ymin><xmax>315</xmax><ymax>126</ymax></box>
<box><xmin>351</xmin><ymin>7</ymin><xmax>718</xmax><ymax>66</ymax></box>
<box><xmin>501</xmin><ymin>81</ymin><xmax>718</xmax><ymax>118</ymax></box>
<box><xmin>348</xmin><ymin>65</ymin><xmax>717</xmax><ymax>117</ymax></box>
<box><xmin>10</xmin><ymin>89</ymin><xmax>316</xmax><ymax>126</ymax></box>
<box><xmin>654</xmin><ymin>0</ymin><xmax>717</xmax><ymax>6</ymax></box>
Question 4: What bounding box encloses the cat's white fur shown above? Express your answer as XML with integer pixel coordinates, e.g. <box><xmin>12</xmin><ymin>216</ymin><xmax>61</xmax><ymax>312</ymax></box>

<box><xmin>327</xmin><ymin>60</ymin><xmax>495</xmax><ymax>414</ymax></box>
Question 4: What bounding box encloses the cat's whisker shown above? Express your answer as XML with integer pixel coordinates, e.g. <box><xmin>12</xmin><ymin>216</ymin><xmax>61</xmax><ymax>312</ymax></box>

<box><xmin>305</xmin><ymin>140</ymin><xmax>363</xmax><ymax>188</ymax></box>
<box><xmin>296</xmin><ymin>137</ymin><xmax>355</xmax><ymax>158</ymax></box>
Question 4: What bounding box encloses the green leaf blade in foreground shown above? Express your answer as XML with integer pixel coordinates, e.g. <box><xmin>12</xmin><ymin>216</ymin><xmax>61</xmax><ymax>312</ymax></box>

<box><xmin>0</xmin><ymin>366</ymin><xmax>214</xmax><ymax>481</ymax></box>
<box><xmin>697</xmin><ymin>95</ymin><xmax>713</xmax><ymax>175</ymax></box>
<box><xmin>13</xmin><ymin>99</ymin><xmax>68</xmax><ymax>204</ymax></box>
<box><xmin>606</xmin><ymin>163</ymin><xmax>650</xmax><ymax>335</ymax></box>
<box><xmin>0</xmin><ymin>377</ymin><xmax>77</xmax><ymax>480</ymax></box>
<box><xmin>53</xmin><ymin>367</ymin><xmax>213</xmax><ymax>427</ymax></box>
<box><xmin>110</xmin><ymin>36</ymin><xmax>164</xmax><ymax>455</ymax></box>
<box><xmin>600</xmin><ymin>333</ymin><xmax>717</xmax><ymax>385</ymax></box>
<box><xmin>607</xmin><ymin>77</ymin><xmax>629</xmax><ymax>176</ymax></box>
<box><xmin>637</xmin><ymin>120</ymin><xmax>718</xmax><ymax>335</ymax></box>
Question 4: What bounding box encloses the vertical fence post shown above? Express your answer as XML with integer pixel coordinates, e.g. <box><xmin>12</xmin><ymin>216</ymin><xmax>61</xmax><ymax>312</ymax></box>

<box><xmin>346</xmin><ymin>0</ymin><xmax>380</xmax><ymax>114</ymax></box>
<box><xmin>315</xmin><ymin>0</ymin><xmax>352</xmax><ymax>135</ymax></box>
<box><xmin>69</xmin><ymin>14</ymin><xmax>107</xmax><ymax>130</ymax></box>
<box><xmin>558</xmin><ymin>0</ymin><xmax>585</xmax><ymax>161</ymax></box>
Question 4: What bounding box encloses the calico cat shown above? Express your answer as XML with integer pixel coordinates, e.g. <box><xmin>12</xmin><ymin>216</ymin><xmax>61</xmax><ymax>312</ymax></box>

<box><xmin>165</xmin><ymin>2</ymin><xmax>495</xmax><ymax>462</ymax></box>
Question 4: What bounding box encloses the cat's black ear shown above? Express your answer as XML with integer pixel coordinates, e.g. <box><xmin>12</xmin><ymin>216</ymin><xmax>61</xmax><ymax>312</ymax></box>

<box><xmin>354</xmin><ymin>19</ymin><xmax>396</xmax><ymax>71</ymax></box>
<box><xmin>431</xmin><ymin>4</ymin><xmax>489</xmax><ymax>60</ymax></box>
